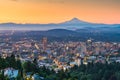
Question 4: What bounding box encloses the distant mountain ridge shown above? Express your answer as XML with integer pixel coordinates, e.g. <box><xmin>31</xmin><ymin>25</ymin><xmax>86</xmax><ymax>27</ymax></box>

<box><xmin>0</xmin><ymin>18</ymin><xmax>120</xmax><ymax>30</ymax></box>
<box><xmin>60</xmin><ymin>18</ymin><xmax>91</xmax><ymax>24</ymax></box>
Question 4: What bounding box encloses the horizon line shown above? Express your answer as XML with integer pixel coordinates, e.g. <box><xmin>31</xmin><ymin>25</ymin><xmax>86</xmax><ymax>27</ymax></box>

<box><xmin>0</xmin><ymin>17</ymin><xmax>120</xmax><ymax>25</ymax></box>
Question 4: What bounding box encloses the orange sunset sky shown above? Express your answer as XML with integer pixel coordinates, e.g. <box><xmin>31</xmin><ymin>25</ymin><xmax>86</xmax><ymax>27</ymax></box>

<box><xmin>0</xmin><ymin>0</ymin><xmax>120</xmax><ymax>24</ymax></box>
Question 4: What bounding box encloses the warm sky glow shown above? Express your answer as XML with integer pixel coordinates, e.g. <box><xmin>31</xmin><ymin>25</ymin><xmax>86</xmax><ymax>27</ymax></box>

<box><xmin>0</xmin><ymin>0</ymin><xmax>120</xmax><ymax>24</ymax></box>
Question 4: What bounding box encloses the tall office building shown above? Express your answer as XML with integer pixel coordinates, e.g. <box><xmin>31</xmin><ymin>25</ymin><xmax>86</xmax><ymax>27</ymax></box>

<box><xmin>42</xmin><ymin>37</ymin><xmax>47</xmax><ymax>50</ymax></box>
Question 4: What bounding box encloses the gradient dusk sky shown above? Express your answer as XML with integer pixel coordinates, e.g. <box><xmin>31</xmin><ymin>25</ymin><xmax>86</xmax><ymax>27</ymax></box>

<box><xmin>0</xmin><ymin>0</ymin><xmax>120</xmax><ymax>24</ymax></box>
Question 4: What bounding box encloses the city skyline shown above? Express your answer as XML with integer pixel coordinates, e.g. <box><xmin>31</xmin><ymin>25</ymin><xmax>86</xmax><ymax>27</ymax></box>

<box><xmin>0</xmin><ymin>0</ymin><xmax>120</xmax><ymax>24</ymax></box>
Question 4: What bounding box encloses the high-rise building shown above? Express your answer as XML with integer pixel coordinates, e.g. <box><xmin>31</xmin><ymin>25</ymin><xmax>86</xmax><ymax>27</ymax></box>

<box><xmin>42</xmin><ymin>37</ymin><xmax>47</xmax><ymax>50</ymax></box>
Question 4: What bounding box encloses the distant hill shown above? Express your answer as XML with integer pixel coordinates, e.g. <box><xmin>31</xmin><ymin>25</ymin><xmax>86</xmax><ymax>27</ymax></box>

<box><xmin>0</xmin><ymin>28</ymin><xmax>120</xmax><ymax>42</ymax></box>
<box><xmin>0</xmin><ymin>18</ymin><xmax>120</xmax><ymax>30</ymax></box>
<box><xmin>23</xmin><ymin>29</ymin><xmax>120</xmax><ymax>42</ymax></box>
<box><xmin>26</xmin><ymin>29</ymin><xmax>78</xmax><ymax>37</ymax></box>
